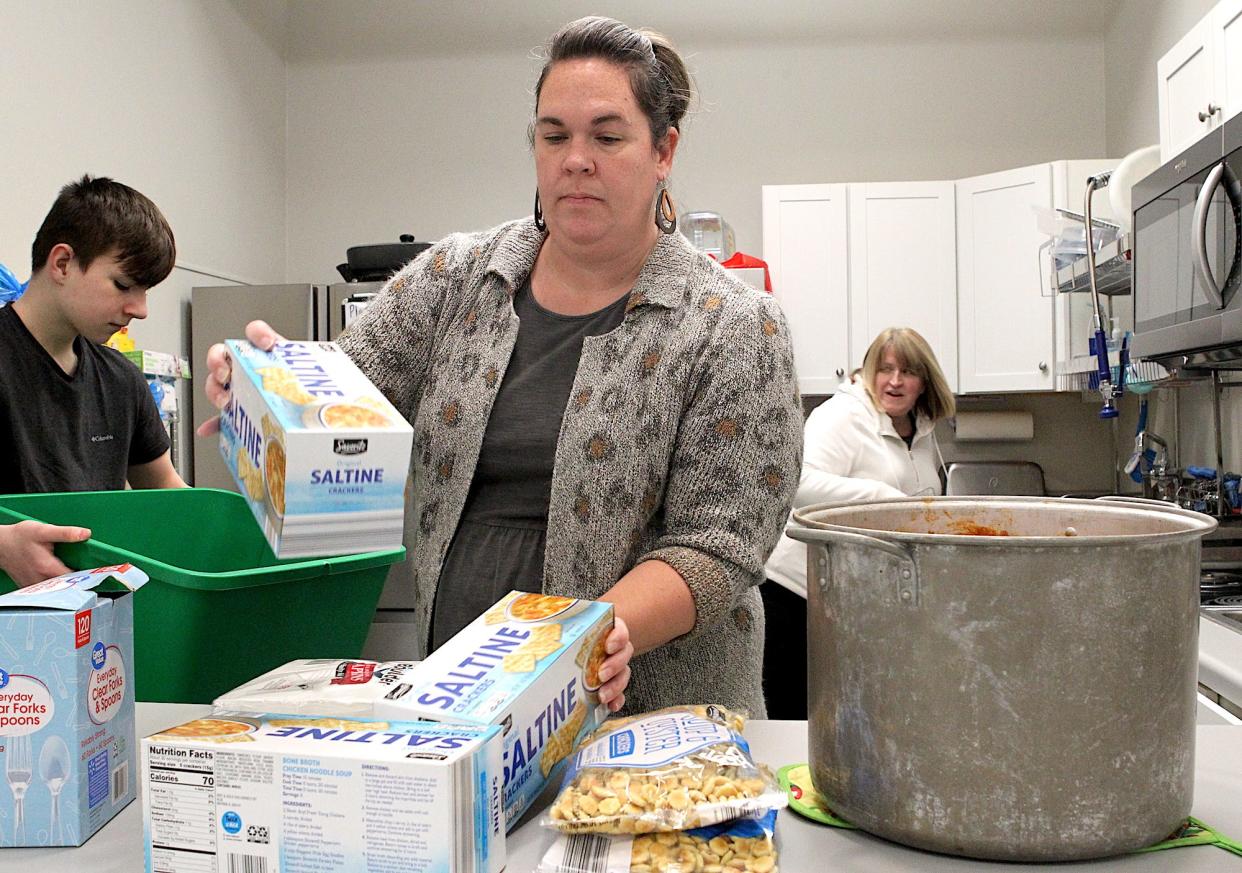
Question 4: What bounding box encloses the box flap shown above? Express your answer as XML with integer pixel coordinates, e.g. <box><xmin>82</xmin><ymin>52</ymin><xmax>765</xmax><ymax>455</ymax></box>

<box><xmin>0</xmin><ymin>563</ymin><xmax>149</xmax><ymax>611</ymax></box>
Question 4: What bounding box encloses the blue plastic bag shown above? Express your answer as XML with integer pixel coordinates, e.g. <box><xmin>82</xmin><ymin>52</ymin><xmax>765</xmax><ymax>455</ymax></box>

<box><xmin>0</xmin><ymin>263</ymin><xmax>28</xmax><ymax>303</ymax></box>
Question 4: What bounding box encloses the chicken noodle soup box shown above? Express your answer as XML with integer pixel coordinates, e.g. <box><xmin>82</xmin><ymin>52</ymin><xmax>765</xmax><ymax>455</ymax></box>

<box><xmin>373</xmin><ymin>591</ymin><xmax>615</xmax><ymax>828</ymax></box>
<box><xmin>220</xmin><ymin>339</ymin><xmax>413</xmax><ymax>558</ymax></box>
<box><xmin>141</xmin><ymin>712</ymin><xmax>505</xmax><ymax>873</ymax></box>
<box><xmin>0</xmin><ymin>564</ymin><xmax>148</xmax><ymax>847</ymax></box>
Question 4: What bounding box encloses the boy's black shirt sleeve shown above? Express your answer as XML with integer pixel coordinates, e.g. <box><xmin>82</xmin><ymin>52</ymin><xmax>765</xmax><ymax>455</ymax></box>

<box><xmin>0</xmin><ymin>304</ymin><xmax>170</xmax><ymax>493</ymax></box>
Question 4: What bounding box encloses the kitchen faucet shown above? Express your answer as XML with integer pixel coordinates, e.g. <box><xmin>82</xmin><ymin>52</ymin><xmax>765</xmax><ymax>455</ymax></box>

<box><xmin>1133</xmin><ymin>430</ymin><xmax>1168</xmax><ymax>476</ymax></box>
<box><xmin>1130</xmin><ymin>430</ymin><xmax>1179</xmax><ymax>502</ymax></box>
<box><xmin>1083</xmin><ymin>172</ymin><xmax>1127</xmax><ymax>419</ymax></box>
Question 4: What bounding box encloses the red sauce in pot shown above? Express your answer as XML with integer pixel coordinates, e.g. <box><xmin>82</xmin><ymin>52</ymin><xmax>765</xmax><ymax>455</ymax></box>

<box><xmin>945</xmin><ymin>520</ymin><xmax>1010</xmax><ymax>536</ymax></box>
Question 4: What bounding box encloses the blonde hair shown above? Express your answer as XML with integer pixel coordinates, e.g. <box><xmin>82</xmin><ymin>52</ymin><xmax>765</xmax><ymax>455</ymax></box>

<box><xmin>860</xmin><ymin>327</ymin><xmax>955</xmax><ymax>422</ymax></box>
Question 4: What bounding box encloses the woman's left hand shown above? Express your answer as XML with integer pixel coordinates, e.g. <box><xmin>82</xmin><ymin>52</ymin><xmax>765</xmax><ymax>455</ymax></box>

<box><xmin>596</xmin><ymin>617</ymin><xmax>634</xmax><ymax>713</ymax></box>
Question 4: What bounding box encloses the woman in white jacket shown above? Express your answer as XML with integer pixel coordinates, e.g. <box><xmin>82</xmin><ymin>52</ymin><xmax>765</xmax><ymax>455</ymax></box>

<box><xmin>762</xmin><ymin>327</ymin><xmax>955</xmax><ymax>718</ymax></box>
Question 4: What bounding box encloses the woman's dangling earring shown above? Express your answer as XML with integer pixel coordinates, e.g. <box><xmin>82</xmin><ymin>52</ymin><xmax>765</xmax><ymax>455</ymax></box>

<box><xmin>655</xmin><ymin>181</ymin><xmax>677</xmax><ymax>234</ymax></box>
<box><xmin>534</xmin><ymin>189</ymin><xmax>546</xmax><ymax>232</ymax></box>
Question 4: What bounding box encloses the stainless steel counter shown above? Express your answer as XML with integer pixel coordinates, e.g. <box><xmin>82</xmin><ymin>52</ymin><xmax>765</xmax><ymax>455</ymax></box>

<box><xmin>7</xmin><ymin>704</ymin><xmax>1239</xmax><ymax>872</ymax></box>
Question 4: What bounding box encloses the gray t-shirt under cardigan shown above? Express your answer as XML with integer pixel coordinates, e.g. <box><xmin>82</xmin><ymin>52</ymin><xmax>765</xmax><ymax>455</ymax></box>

<box><xmin>430</xmin><ymin>280</ymin><xmax>628</xmax><ymax>649</ymax></box>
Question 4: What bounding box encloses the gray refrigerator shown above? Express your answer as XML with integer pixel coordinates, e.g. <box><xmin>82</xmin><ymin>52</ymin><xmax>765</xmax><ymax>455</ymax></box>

<box><xmin>189</xmin><ymin>281</ymin><xmax>412</xmax><ymax>659</ymax></box>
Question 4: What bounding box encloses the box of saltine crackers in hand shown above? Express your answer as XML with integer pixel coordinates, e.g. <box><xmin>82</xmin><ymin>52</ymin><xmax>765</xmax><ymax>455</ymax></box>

<box><xmin>219</xmin><ymin>339</ymin><xmax>413</xmax><ymax>558</ymax></box>
<box><xmin>374</xmin><ymin>591</ymin><xmax>614</xmax><ymax>828</ymax></box>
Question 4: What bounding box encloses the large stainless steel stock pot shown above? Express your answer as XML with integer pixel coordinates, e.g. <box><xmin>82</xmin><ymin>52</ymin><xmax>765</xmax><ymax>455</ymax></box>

<box><xmin>787</xmin><ymin>496</ymin><xmax>1217</xmax><ymax>861</ymax></box>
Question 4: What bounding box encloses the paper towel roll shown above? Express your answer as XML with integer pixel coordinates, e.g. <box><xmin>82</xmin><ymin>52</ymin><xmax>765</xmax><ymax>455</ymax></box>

<box><xmin>952</xmin><ymin>411</ymin><xmax>1034</xmax><ymax>442</ymax></box>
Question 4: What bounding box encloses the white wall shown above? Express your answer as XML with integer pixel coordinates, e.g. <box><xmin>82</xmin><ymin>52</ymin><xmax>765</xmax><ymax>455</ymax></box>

<box><xmin>285</xmin><ymin>35</ymin><xmax>1108</xmax><ymax>282</ymax></box>
<box><xmin>1</xmin><ymin>0</ymin><xmax>287</xmax><ymax>354</ymax></box>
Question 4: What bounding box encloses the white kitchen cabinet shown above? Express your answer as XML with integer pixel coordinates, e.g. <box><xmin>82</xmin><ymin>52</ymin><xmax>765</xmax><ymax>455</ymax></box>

<box><xmin>1157</xmin><ymin>0</ymin><xmax>1242</xmax><ymax>161</ymax></box>
<box><xmin>848</xmin><ymin>182</ymin><xmax>958</xmax><ymax>392</ymax></box>
<box><xmin>761</xmin><ymin>184</ymin><xmax>850</xmax><ymax>395</ymax></box>
<box><xmin>954</xmin><ymin>160</ymin><xmax>1119</xmax><ymax>392</ymax></box>
<box><xmin>956</xmin><ymin>164</ymin><xmax>1056</xmax><ymax>392</ymax></box>
<box><xmin>1216</xmin><ymin>0</ymin><xmax>1242</xmax><ymax>125</ymax></box>
<box><xmin>1158</xmin><ymin>16</ymin><xmax>1219</xmax><ymax>163</ymax></box>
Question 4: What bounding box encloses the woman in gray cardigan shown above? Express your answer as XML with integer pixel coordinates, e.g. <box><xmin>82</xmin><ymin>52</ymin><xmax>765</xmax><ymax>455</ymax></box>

<box><xmin>202</xmin><ymin>17</ymin><xmax>802</xmax><ymax>717</ymax></box>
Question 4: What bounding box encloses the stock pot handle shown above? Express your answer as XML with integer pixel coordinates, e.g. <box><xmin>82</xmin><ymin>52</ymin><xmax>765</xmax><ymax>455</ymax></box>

<box><xmin>785</xmin><ymin>525</ymin><xmax>921</xmax><ymax>606</ymax></box>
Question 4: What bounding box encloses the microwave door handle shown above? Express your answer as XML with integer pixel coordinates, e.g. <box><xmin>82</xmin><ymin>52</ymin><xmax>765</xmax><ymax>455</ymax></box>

<box><xmin>1193</xmin><ymin>161</ymin><xmax>1227</xmax><ymax>309</ymax></box>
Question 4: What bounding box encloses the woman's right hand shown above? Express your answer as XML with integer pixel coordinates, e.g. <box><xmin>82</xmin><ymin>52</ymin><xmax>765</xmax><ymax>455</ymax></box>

<box><xmin>196</xmin><ymin>320</ymin><xmax>285</xmax><ymax>437</ymax></box>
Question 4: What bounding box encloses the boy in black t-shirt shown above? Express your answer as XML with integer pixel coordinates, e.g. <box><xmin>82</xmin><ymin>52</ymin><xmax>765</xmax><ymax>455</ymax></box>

<box><xmin>0</xmin><ymin>175</ymin><xmax>186</xmax><ymax>586</ymax></box>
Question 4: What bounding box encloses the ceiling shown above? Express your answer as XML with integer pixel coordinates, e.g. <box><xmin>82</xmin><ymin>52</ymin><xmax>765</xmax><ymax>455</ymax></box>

<box><xmin>240</xmin><ymin>0</ymin><xmax>1126</xmax><ymax>62</ymax></box>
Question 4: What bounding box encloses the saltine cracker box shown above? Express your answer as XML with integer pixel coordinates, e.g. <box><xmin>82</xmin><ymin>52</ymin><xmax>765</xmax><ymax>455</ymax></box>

<box><xmin>0</xmin><ymin>564</ymin><xmax>148</xmax><ymax>847</ymax></box>
<box><xmin>374</xmin><ymin>591</ymin><xmax>614</xmax><ymax>828</ymax></box>
<box><xmin>219</xmin><ymin>339</ymin><xmax>413</xmax><ymax>558</ymax></box>
<box><xmin>142</xmin><ymin>713</ymin><xmax>505</xmax><ymax>873</ymax></box>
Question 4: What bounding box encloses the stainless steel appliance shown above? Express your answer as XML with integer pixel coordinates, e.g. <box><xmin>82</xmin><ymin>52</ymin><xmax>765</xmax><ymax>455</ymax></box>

<box><xmin>329</xmin><ymin>282</ymin><xmax>382</xmax><ymax>337</ymax></box>
<box><xmin>943</xmin><ymin>461</ymin><xmax>1045</xmax><ymax>496</ymax></box>
<box><xmin>788</xmin><ymin>496</ymin><xmax>1216</xmax><ymax>861</ymax></box>
<box><xmin>1131</xmin><ymin>115</ymin><xmax>1242</xmax><ymax>368</ymax></box>
<box><xmin>1201</xmin><ymin>517</ymin><xmax>1242</xmax><ymax>633</ymax></box>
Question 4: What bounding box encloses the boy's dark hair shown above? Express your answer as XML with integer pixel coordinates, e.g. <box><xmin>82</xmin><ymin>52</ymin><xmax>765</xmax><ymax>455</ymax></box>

<box><xmin>31</xmin><ymin>175</ymin><xmax>176</xmax><ymax>288</ymax></box>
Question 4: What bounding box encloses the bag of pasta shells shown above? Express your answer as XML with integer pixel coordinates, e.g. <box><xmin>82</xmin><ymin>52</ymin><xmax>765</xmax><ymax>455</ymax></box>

<box><xmin>538</xmin><ymin>809</ymin><xmax>779</xmax><ymax>873</ymax></box>
<box><xmin>541</xmin><ymin>705</ymin><xmax>786</xmax><ymax>834</ymax></box>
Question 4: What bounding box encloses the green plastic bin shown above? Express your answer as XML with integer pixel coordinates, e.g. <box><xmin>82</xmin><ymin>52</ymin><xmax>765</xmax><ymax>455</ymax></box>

<box><xmin>0</xmin><ymin>488</ymin><xmax>404</xmax><ymax>704</ymax></box>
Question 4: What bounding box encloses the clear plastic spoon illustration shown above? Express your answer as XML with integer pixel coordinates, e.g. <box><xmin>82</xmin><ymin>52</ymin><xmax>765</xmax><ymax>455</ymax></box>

<box><xmin>37</xmin><ymin>736</ymin><xmax>69</xmax><ymax>844</ymax></box>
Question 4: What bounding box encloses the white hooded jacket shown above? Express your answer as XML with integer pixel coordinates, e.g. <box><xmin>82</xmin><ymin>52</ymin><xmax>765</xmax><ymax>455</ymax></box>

<box><xmin>764</xmin><ymin>380</ymin><xmax>945</xmax><ymax>596</ymax></box>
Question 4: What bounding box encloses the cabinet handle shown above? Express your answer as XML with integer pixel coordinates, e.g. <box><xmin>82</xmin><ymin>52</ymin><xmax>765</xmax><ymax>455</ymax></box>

<box><xmin>1199</xmin><ymin>103</ymin><xmax>1221</xmax><ymax>122</ymax></box>
<box><xmin>1038</xmin><ymin>361</ymin><xmax>1049</xmax><ymax>373</ymax></box>
<box><xmin>835</xmin><ymin>368</ymin><xmax>845</xmax><ymax>378</ymax></box>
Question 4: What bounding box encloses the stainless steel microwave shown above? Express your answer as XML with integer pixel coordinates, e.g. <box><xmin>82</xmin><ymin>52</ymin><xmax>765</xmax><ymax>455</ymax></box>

<box><xmin>1131</xmin><ymin>115</ymin><xmax>1242</xmax><ymax>367</ymax></box>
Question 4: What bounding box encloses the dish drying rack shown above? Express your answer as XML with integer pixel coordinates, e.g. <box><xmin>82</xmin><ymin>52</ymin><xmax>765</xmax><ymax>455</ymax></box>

<box><xmin>1052</xmin><ymin>234</ymin><xmax>1131</xmax><ymax>296</ymax></box>
<box><xmin>1044</xmin><ymin>208</ymin><xmax>1131</xmax><ymax>298</ymax></box>
<box><xmin>1055</xmin><ymin>359</ymin><xmax>1170</xmax><ymax>392</ymax></box>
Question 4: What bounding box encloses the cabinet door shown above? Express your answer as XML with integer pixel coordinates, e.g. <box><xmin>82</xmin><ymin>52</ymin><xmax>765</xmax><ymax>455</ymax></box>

<box><xmin>1158</xmin><ymin>18</ymin><xmax>1218</xmax><ymax>163</ymax></box>
<box><xmin>848</xmin><ymin>182</ymin><xmax>958</xmax><ymax>392</ymax></box>
<box><xmin>956</xmin><ymin>164</ymin><xmax>1055</xmax><ymax>393</ymax></box>
<box><xmin>762</xmin><ymin>184</ymin><xmax>850</xmax><ymax>395</ymax></box>
<box><xmin>1215</xmin><ymin>0</ymin><xmax>1242</xmax><ymax>126</ymax></box>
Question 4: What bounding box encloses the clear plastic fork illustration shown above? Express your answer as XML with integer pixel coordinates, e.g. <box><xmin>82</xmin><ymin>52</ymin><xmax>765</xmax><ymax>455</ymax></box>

<box><xmin>5</xmin><ymin>735</ymin><xmax>32</xmax><ymax>844</ymax></box>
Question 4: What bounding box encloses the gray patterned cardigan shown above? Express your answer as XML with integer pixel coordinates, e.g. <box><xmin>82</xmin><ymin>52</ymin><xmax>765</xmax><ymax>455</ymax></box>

<box><xmin>337</xmin><ymin>219</ymin><xmax>802</xmax><ymax>717</ymax></box>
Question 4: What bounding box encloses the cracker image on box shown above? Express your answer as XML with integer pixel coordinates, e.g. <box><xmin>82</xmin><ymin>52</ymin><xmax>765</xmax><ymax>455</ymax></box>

<box><xmin>219</xmin><ymin>340</ymin><xmax>413</xmax><ymax>558</ymax></box>
<box><xmin>374</xmin><ymin>591</ymin><xmax>614</xmax><ymax>828</ymax></box>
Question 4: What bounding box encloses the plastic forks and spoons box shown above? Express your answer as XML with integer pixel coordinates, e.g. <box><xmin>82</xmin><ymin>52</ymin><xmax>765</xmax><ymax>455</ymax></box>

<box><xmin>0</xmin><ymin>564</ymin><xmax>147</xmax><ymax>846</ymax></box>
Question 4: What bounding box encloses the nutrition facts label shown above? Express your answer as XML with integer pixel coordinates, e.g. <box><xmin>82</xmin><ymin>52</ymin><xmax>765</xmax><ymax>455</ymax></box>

<box><xmin>146</xmin><ymin>745</ymin><xmax>218</xmax><ymax>873</ymax></box>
